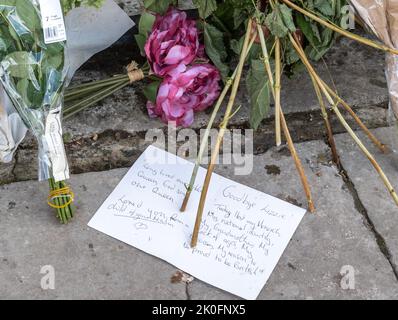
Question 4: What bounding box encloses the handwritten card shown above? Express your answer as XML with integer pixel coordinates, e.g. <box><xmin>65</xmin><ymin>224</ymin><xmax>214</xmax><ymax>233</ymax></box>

<box><xmin>88</xmin><ymin>145</ymin><xmax>306</xmax><ymax>299</ymax></box>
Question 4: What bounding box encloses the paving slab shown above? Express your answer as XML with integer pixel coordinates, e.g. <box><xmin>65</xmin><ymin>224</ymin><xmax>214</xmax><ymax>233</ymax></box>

<box><xmin>189</xmin><ymin>140</ymin><xmax>398</xmax><ymax>300</ymax></box>
<box><xmin>335</xmin><ymin>127</ymin><xmax>398</xmax><ymax>272</ymax></box>
<box><xmin>1</xmin><ymin>139</ymin><xmax>397</xmax><ymax>299</ymax></box>
<box><xmin>0</xmin><ymin>170</ymin><xmax>187</xmax><ymax>300</ymax></box>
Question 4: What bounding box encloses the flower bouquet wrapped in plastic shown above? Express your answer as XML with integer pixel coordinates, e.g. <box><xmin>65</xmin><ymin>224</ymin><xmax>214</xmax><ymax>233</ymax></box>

<box><xmin>0</xmin><ymin>0</ymin><xmax>102</xmax><ymax>222</ymax></box>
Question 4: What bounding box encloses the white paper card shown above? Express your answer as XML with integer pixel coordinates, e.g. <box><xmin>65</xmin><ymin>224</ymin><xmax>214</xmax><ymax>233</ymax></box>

<box><xmin>88</xmin><ymin>145</ymin><xmax>306</xmax><ymax>299</ymax></box>
<box><xmin>39</xmin><ymin>0</ymin><xmax>67</xmax><ymax>44</ymax></box>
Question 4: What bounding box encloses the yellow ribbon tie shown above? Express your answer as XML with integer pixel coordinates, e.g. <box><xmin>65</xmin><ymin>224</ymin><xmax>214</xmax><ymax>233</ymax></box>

<box><xmin>47</xmin><ymin>187</ymin><xmax>74</xmax><ymax>209</ymax></box>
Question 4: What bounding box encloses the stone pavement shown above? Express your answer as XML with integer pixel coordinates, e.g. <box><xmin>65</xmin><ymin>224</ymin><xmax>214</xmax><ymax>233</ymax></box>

<box><xmin>1</xmin><ymin>132</ymin><xmax>398</xmax><ymax>299</ymax></box>
<box><xmin>1</xmin><ymin>0</ymin><xmax>398</xmax><ymax>300</ymax></box>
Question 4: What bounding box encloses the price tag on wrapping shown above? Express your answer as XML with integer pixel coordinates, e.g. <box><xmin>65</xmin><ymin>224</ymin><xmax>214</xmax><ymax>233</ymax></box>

<box><xmin>39</xmin><ymin>0</ymin><xmax>67</xmax><ymax>44</ymax></box>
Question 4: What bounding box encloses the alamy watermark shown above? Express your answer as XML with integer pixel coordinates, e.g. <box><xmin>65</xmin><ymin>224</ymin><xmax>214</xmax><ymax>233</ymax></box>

<box><xmin>340</xmin><ymin>265</ymin><xmax>356</xmax><ymax>290</ymax></box>
<box><xmin>144</xmin><ymin>123</ymin><xmax>254</xmax><ymax>175</ymax></box>
<box><xmin>40</xmin><ymin>265</ymin><xmax>55</xmax><ymax>290</ymax></box>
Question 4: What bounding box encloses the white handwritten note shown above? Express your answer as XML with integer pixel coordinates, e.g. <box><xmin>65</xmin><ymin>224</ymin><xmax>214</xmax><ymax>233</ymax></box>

<box><xmin>88</xmin><ymin>145</ymin><xmax>306</xmax><ymax>299</ymax></box>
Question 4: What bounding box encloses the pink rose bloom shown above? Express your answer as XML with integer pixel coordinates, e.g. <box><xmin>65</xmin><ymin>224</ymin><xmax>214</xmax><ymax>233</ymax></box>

<box><xmin>144</xmin><ymin>7</ymin><xmax>200</xmax><ymax>77</ymax></box>
<box><xmin>147</xmin><ymin>64</ymin><xmax>221</xmax><ymax>127</ymax></box>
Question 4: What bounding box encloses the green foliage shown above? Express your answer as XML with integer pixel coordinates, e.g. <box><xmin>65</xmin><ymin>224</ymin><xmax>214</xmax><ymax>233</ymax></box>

<box><xmin>61</xmin><ymin>0</ymin><xmax>105</xmax><ymax>15</ymax></box>
<box><xmin>203</xmin><ymin>22</ymin><xmax>230</xmax><ymax>80</ymax></box>
<box><xmin>0</xmin><ymin>0</ymin><xmax>103</xmax><ymax>125</ymax></box>
<box><xmin>143</xmin><ymin>0</ymin><xmax>175</xmax><ymax>14</ymax></box>
<box><xmin>193</xmin><ymin>0</ymin><xmax>217</xmax><ymax>19</ymax></box>
<box><xmin>143</xmin><ymin>78</ymin><xmax>161</xmax><ymax>103</ymax></box>
<box><xmin>246</xmin><ymin>59</ymin><xmax>270</xmax><ymax>130</ymax></box>
<box><xmin>265</xmin><ymin>3</ymin><xmax>296</xmax><ymax>38</ymax></box>
<box><xmin>294</xmin><ymin>0</ymin><xmax>347</xmax><ymax>60</ymax></box>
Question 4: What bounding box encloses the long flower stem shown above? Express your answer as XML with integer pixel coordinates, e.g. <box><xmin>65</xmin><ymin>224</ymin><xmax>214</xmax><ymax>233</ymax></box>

<box><xmin>67</xmin><ymin>74</ymin><xmax>127</xmax><ymax>91</ymax></box>
<box><xmin>257</xmin><ymin>27</ymin><xmax>315</xmax><ymax>212</ymax></box>
<box><xmin>190</xmin><ymin>19</ymin><xmax>253</xmax><ymax>248</ymax></box>
<box><xmin>321</xmin><ymin>79</ymin><xmax>388</xmax><ymax>153</ymax></box>
<box><xmin>291</xmin><ymin>32</ymin><xmax>387</xmax><ymax>154</ymax></box>
<box><xmin>64</xmin><ymin>80</ymin><xmax>129</xmax><ymax>119</ymax></box>
<box><xmin>290</xmin><ymin>34</ymin><xmax>398</xmax><ymax>206</ymax></box>
<box><xmin>180</xmin><ymin>36</ymin><xmax>257</xmax><ymax>213</ymax></box>
<box><xmin>281</xmin><ymin>0</ymin><xmax>398</xmax><ymax>55</ymax></box>
<box><xmin>280</xmin><ymin>111</ymin><xmax>315</xmax><ymax>211</ymax></box>
<box><xmin>65</xmin><ymin>76</ymin><xmax>129</xmax><ymax>101</ymax></box>
<box><xmin>274</xmin><ymin>37</ymin><xmax>282</xmax><ymax>147</ymax></box>
<box><xmin>311</xmin><ymin>75</ymin><xmax>340</xmax><ymax>165</ymax></box>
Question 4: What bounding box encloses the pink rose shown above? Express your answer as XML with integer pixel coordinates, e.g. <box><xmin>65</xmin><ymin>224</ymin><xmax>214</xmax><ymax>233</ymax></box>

<box><xmin>146</xmin><ymin>64</ymin><xmax>221</xmax><ymax>127</ymax></box>
<box><xmin>144</xmin><ymin>7</ymin><xmax>200</xmax><ymax>77</ymax></box>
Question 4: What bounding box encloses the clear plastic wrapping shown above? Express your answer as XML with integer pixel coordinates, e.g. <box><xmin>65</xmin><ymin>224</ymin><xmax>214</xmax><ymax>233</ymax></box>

<box><xmin>0</xmin><ymin>1</ymin><xmax>69</xmax><ymax>181</ymax></box>
<box><xmin>0</xmin><ymin>0</ymin><xmax>134</xmax><ymax>176</ymax></box>
<box><xmin>350</xmin><ymin>0</ymin><xmax>398</xmax><ymax>151</ymax></box>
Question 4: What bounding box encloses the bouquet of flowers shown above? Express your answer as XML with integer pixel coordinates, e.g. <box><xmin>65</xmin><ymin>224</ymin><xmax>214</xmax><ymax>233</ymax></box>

<box><xmin>0</xmin><ymin>0</ymin><xmax>104</xmax><ymax>223</ymax></box>
<box><xmin>58</xmin><ymin>1</ymin><xmax>398</xmax><ymax>246</ymax></box>
<box><xmin>64</xmin><ymin>7</ymin><xmax>222</xmax><ymax>126</ymax></box>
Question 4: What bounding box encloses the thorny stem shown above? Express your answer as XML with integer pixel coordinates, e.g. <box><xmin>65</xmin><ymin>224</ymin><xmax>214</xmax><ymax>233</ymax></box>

<box><xmin>190</xmin><ymin>19</ymin><xmax>253</xmax><ymax>248</ymax></box>
<box><xmin>282</xmin><ymin>0</ymin><xmax>398</xmax><ymax>55</ymax></box>
<box><xmin>290</xmin><ymin>34</ymin><xmax>398</xmax><ymax>207</ymax></box>
<box><xmin>180</xmin><ymin>36</ymin><xmax>257</xmax><ymax>212</ymax></box>
<box><xmin>257</xmin><ymin>27</ymin><xmax>315</xmax><ymax>212</ymax></box>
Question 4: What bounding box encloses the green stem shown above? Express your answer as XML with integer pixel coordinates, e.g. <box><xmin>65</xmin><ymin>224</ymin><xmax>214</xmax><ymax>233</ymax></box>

<box><xmin>67</xmin><ymin>74</ymin><xmax>127</xmax><ymax>91</ymax></box>
<box><xmin>48</xmin><ymin>178</ymin><xmax>66</xmax><ymax>223</ymax></box>
<box><xmin>64</xmin><ymin>80</ymin><xmax>129</xmax><ymax>119</ymax></box>
<box><xmin>65</xmin><ymin>76</ymin><xmax>129</xmax><ymax>101</ymax></box>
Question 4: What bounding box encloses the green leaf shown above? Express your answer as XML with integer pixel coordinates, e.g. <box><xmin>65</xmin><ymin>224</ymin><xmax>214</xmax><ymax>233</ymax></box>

<box><xmin>230</xmin><ymin>34</ymin><xmax>262</xmax><ymax>60</ymax></box>
<box><xmin>16</xmin><ymin>78</ymin><xmax>30</xmax><ymax>105</ymax></box>
<box><xmin>265</xmin><ymin>10</ymin><xmax>288</xmax><ymax>38</ymax></box>
<box><xmin>246</xmin><ymin>59</ymin><xmax>270</xmax><ymax>130</ymax></box>
<box><xmin>233</xmin><ymin>8</ymin><xmax>245</xmax><ymax>29</ymax></box>
<box><xmin>44</xmin><ymin>53</ymin><xmax>63</xmax><ymax>70</ymax></box>
<box><xmin>314</xmin><ymin>0</ymin><xmax>334</xmax><ymax>16</ymax></box>
<box><xmin>0</xmin><ymin>37</ymin><xmax>8</xmax><ymax>52</ymax></box>
<box><xmin>139</xmin><ymin>12</ymin><xmax>155</xmax><ymax>37</ymax></box>
<box><xmin>143</xmin><ymin>79</ymin><xmax>161</xmax><ymax>103</ymax></box>
<box><xmin>134</xmin><ymin>34</ymin><xmax>146</xmax><ymax>56</ymax></box>
<box><xmin>5</xmin><ymin>51</ymin><xmax>37</xmax><ymax>80</ymax></box>
<box><xmin>143</xmin><ymin>0</ymin><xmax>173</xmax><ymax>14</ymax></box>
<box><xmin>203</xmin><ymin>23</ymin><xmax>229</xmax><ymax>80</ymax></box>
<box><xmin>279</xmin><ymin>3</ymin><xmax>296</xmax><ymax>32</ymax></box>
<box><xmin>193</xmin><ymin>0</ymin><xmax>217</xmax><ymax>19</ymax></box>
<box><xmin>265</xmin><ymin>3</ymin><xmax>295</xmax><ymax>38</ymax></box>
<box><xmin>15</xmin><ymin>0</ymin><xmax>41</xmax><ymax>31</ymax></box>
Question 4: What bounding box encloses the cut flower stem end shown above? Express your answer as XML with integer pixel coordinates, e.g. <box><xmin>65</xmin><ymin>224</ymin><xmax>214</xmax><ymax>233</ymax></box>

<box><xmin>257</xmin><ymin>25</ymin><xmax>315</xmax><ymax>213</ymax></box>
